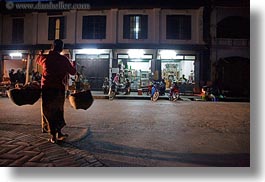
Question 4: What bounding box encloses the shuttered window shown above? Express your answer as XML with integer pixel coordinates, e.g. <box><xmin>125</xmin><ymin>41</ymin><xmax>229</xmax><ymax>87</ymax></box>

<box><xmin>82</xmin><ymin>16</ymin><xmax>106</xmax><ymax>39</ymax></box>
<box><xmin>123</xmin><ymin>15</ymin><xmax>148</xmax><ymax>39</ymax></box>
<box><xmin>12</xmin><ymin>18</ymin><xmax>24</xmax><ymax>43</ymax></box>
<box><xmin>166</xmin><ymin>15</ymin><xmax>191</xmax><ymax>40</ymax></box>
<box><xmin>48</xmin><ymin>16</ymin><xmax>66</xmax><ymax>40</ymax></box>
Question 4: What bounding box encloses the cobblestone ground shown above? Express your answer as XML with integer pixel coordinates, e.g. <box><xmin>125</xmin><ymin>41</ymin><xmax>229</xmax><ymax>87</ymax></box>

<box><xmin>0</xmin><ymin>129</ymin><xmax>105</xmax><ymax>167</ymax></box>
<box><xmin>0</xmin><ymin>98</ymin><xmax>250</xmax><ymax>167</ymax></box>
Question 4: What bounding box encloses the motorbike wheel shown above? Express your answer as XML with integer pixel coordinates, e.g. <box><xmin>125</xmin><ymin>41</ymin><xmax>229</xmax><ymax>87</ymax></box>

<box><xmin>169</xmin><ymin>93</ymin><xmax>178</xmax><ymax>102</ymax></box>
<box><xmin>109</xmin><ymin>91</ymin><xmax>115</xmax><ymax>100</ymax></box>
<box><xmin>172</xmin><ymin>97</ymin><xmax>177</xmax><ymax>102</ymax></box>
<box><xmin>152</xmin><ymin>91</ymin><xmax>159</xmax><ymax>102</ymax></box>
<box><xmin>173</xmin><ymin>92</ymin><xmax>179</xmax><ymax>101</ymax></box>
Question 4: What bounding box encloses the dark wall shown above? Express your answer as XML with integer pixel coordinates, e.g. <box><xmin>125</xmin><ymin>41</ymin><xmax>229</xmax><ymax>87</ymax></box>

<box><xmin>76</xmin><ymin>58</ymin><xmax>109</xmax><ymax>90</ymax></box>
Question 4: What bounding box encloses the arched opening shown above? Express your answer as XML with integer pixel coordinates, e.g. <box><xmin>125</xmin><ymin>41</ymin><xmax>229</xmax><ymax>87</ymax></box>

<box><xmin>215</xmin><ymin>57</ymin><xmax>250</xmax><ymax>97</ymax></box>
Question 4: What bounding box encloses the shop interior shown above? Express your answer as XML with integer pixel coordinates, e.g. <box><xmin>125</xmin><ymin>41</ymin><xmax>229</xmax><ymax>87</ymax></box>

<box><xmin>117</xmin><ymin>55</ymin><xmax>152</xmax><ymax>91</ymax></box>
<box><xmin>161</xmin><ymin>58</ymin><xmax>195</xmax><ymax>88</ymax></box>
<box><xmin>117</xmin><ymin>50</ymin><xmax>196</xmax><ymax>91</ymax></box>
<box><xmin>2</xmin><ymin>53</ymin><xmax>28</xmax><ymax>80</ymax></box>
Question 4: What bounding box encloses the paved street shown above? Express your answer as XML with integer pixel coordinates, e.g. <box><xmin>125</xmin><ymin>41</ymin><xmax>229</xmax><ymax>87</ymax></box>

<box><xmin>0</xmin><ymin>97</ymin><xmax>250</xmax><ymax>167</ymax></box>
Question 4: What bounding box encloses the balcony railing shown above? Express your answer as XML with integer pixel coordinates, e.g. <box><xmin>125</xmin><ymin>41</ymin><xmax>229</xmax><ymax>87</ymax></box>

<box><xmin>214</xmin><ymin>38</ymin><xmax>249</xmax><ymax>47</ymax></box>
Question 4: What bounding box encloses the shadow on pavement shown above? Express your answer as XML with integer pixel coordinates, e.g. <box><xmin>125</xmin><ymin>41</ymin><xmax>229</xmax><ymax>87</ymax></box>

<box><xmin>71</xmin><ymin>130</ymin><xmax>250</xmax><ymax>167</ymax></box>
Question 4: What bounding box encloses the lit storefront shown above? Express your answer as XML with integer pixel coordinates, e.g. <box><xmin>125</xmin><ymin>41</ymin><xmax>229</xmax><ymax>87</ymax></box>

<box><xmin>2</xmin><ymin>51</ymin><xmax>29</xmax><ymax>83</ymax></box>
<box><xmin>115</xmin><ymin>49</ymin><xmax>197</xmax><ymax>92</ymax></box>
<box><xmin>0</xmin><ymin>48</ymin><xmax>199</xmax><ymax>94</ymax></box>
<box><xmin>0</xmin><ymin>51</ymin><xmax>29</xmax><ymax>95</ymax></box>
<box><xmin>158</xmin><ymin>50</ymin><xmax>196</xmax><ymax>89</ymax></box>
<box><xmin>117</xmin><ymin>49</ymin><xmax>153</xmax><ymax>91</ymax></box>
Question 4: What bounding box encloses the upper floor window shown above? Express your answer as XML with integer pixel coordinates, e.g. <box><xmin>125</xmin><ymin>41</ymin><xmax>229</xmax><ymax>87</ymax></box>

<box><xmin>123</xmin><ymin>15</ymin><xmax>148</xmax><ymax>39</ymax></box>
<box><xmin>48</xmin><ymin>16</ymin><xmax>66</xmax><ymax>40</ymax></box>
<box><xmin>217</xmin><ymin>16</ymin><xmax>250</xmax><ymax>39</ymax></box>
<box><xmin>12</xmin><ymin>18</ymin><xmax>24</xmax><ymax>43</ymax></box>
<box><xmin>82</xmin><ymin>16</ymin><xmax>106</xmax><ymax>39</ymax></box>
<box><xmin>166</xmin><ymin>15</ymin><xmax>191</xmax><ymax>40</ymax></box>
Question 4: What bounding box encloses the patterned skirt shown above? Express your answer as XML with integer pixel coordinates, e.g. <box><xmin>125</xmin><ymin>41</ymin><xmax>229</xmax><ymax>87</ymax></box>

<box><xmin>41</xmin><ymin>88</ymin><xmax>66</xmax><ymax>135</ymax></box>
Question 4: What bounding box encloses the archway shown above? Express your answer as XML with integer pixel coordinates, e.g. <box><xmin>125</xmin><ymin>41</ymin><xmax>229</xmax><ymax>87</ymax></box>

<box><xmin>216</xmin><ymin>56</ymin><xmax>250</xmax><ymax>97</ymax></box>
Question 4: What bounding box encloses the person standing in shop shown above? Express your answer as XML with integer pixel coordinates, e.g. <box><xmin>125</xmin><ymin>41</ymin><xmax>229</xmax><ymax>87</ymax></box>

<box><xmin>180</xmin><ymin>74</ymin><xmax>187</xmax><ymax>84</ymax></box>
<box><xmin>124</xmin><ymin>78</ymin><xmax>131</xmax><ymax>95</ymax></box>
<box><xmin>36</xmin><ymin>39</ymin><xmax>76</xmax><ymax>144</ymax></box>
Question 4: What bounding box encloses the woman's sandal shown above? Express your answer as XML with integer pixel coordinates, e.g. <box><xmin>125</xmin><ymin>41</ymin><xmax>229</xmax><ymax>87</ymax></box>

<box><xmin>48</xmin><ymin>135</ymin><xmax>57</xmax><ymax>144</ymax></box>
<box><xmin>48</xmin><ymin>138</ymin><xmax>56</xmax><ymax>144</ymax></box>
<box><xmin>57</xmin><ymin>133</ymin><xmax>69</xmax><ymax>141</ymax></box>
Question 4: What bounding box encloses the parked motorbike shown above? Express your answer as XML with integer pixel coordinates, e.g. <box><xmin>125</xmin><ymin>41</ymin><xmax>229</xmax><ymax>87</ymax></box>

<box><xmin>147</xmin><ymin>81</ymin><xmax>165</xmax><ymax>96</ymax></box>
<box><xmin>158</xmin><ymin>80</ymin><xmax>166</xmax><ymax>96</ymax></box>
<box><xmin>108</xmin><ymin>81</ymin><xmax>130</xmax><ymax>100</ymax></box>
<box><xmin>150</xmin><ymin>84</ymin><xmax>159</xmax><ymax>101</ymax></box>
<box><xmin>202</xmin><ymin>85</ymin><xmax>222</xmax><ymax>101</ymax></box>
<box><xmin>169</xmin><ymin>82</ymin><xmax>180</xmax><ymax>101</ymax></box>
<box><xmin>108</xmin><ymin>82</ymin><xmax>116</xmax><ymax>100</ymax></box>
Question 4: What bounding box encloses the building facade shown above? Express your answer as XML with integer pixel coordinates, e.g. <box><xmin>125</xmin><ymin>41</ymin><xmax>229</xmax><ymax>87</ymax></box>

<box><xmin>0</xmin><ymin>0</ymin><xmax>250</xmax><ymax>96</ymax></box>
<box><xmin>209</xmin><ymin>5</ymin><xmax>250</xmax><ymax>97</ymax></box>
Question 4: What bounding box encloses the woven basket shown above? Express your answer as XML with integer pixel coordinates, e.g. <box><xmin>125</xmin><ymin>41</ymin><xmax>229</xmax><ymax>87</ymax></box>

<box><xmin>69</xmin><ymin>90</ymin><xmax>94</xmax><ymax>110</ymax></box>
<box><xmin>8</xmin><ymin>88</ymin><xmax>41</xmax><ymax>106</ymax></box>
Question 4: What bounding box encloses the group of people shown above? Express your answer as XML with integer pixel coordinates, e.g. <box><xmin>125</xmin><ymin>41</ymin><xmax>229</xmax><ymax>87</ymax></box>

<box><xmin>31</xmin><ymin>70</ymin><xmax>42</xmax><ymax>83</ymax></box>
<box><xmin>9</xmin><ymin>69</ymin><xmax>26</xmax><ymax>87</ymax></box>
<box><xmin>9</xmin><ymin>69</ymin><xmax>42</xmax><ymax>88</ymax></box>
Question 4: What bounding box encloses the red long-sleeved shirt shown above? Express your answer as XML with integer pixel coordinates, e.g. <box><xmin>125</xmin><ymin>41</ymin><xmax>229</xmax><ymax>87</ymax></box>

<box><xmin>36</xmin><ymin>51</ymin><xmax>76</xmax><ymax>90</ymax></box>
